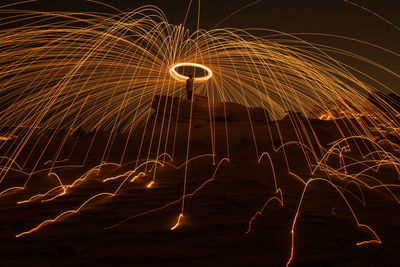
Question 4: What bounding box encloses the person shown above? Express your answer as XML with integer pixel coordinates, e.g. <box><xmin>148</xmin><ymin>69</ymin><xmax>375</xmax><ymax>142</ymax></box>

<box><xmin>186</xmin><ymin>74</ymin><xmax>194</xmax><ymax>101</ymax></box>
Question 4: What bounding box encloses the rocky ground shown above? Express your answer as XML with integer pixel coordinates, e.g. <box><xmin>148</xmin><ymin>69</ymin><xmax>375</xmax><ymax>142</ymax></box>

<box><xmin>0</xmin><ymin>95</ymin><xmax>399</xmax><ymax>266</ymax></box>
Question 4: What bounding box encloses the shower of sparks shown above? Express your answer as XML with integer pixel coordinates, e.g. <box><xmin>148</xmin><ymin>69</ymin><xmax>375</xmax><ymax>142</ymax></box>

<box><xmin>0</xmin><ymin>2</ymin><xmax>399</xmax><ymax>266</ymax></box>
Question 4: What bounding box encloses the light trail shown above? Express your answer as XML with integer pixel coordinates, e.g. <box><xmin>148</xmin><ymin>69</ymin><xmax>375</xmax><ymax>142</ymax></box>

<box><xmin>0</xmin><ymin>2</ymin><xmax>398</xmax><ymax>265</ymax></box>
<box><xmin>169</xmin><ymin>62</ymin><xmax>213</xmax><ymax>82</ymax></box>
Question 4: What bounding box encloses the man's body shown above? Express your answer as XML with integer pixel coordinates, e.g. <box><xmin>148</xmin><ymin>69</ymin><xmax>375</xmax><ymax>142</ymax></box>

<box><xmin>186</xmin><ymin>74</ymin><xmax>194</xmax><ymax>101</ymax></box>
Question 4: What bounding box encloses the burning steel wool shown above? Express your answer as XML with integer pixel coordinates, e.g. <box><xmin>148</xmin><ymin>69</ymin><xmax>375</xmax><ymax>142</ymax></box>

<box><xmin>0</xmin><ymin>1</ymin><xmax>399</xmax><ymax>266</ymax></box>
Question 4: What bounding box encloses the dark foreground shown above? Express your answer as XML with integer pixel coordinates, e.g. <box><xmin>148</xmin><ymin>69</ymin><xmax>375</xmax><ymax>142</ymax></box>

<box><xmin>1</xmin><ymin>97</ymin><xmax>400</xmax><ymax>266</ymax></box>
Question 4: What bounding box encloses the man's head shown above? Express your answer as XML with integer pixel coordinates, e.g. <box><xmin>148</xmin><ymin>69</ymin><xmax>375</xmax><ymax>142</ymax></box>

<box><xmin>188</xmin><ymin>74</ymin><xmax>193</xmax><ymax>79</ymax></box>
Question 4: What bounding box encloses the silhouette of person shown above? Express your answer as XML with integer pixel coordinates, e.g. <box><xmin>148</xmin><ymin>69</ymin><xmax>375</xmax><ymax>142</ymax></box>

<box><xmin>186</xmin><ymin>74</ymin><xmax>194</xmax><ymax>101</ymax></box>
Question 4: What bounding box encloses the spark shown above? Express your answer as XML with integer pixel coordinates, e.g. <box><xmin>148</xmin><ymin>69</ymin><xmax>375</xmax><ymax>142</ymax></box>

<box><xmin>170</xmin><ymin>213</ymin><xmax>184</xmax><ymax>230</ymax></box>
<box><xmin>0</xmin><ymin>3</ymin><xmax>398</xmax><ymax>265</ymax></box>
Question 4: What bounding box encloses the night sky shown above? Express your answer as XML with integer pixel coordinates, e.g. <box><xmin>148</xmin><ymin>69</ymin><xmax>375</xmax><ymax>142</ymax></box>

<box><xmin>2</xmin><ymin>0</ymin><xmax>399</xmax><ymax>90</ymax></box>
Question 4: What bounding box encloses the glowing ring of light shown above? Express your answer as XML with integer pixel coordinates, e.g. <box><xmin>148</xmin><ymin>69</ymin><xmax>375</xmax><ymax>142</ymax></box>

<box><xmin>169</xmin><ymin>63</ymin><xmax>213</xmax><ymax>82</ymax></box>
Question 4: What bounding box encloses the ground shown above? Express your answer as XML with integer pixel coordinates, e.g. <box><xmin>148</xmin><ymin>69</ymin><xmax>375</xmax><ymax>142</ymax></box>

<box><xmin>1</xmin><ymin>96</ymin><xmax>400</xmax><ymax>266</ymax></box>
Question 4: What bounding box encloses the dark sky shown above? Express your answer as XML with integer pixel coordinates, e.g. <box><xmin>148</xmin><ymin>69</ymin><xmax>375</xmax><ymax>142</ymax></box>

<box><xmin>2</xmin><ymin>0</ymin><xmax>399</xmax><ymax>90</ymax></box>
<box><xmin>6</xmin><ymin>0</ymin><xmax>397</xmax><ymax>43</ymax></box>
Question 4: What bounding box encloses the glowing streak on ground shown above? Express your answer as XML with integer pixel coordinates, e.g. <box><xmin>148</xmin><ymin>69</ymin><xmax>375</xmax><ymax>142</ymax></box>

<box><xmin>105</xmin><ymin>158</ymin><xmax>229</xmax><ymax>230</ymax></box>
<box><xmin>170</xmin><ymin>213</ymin><xmax>183</xmax><ymax>230</ymax></box>
<box><xmin>246</xmin><ymin>193</ymin><xmax>283</xmax><ymax>234</ymax></box>
<box><xmin>286</xmin><ymin>178</ymin><xmax>381</xmax><ymax>267</ymax></box>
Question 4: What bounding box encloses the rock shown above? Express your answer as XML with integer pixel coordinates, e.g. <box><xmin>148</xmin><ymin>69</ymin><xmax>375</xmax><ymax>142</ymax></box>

<box><xmin>151</xmin><ymin>94</ymin><xmax>270</xmax><ymax>123</ymax></box>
